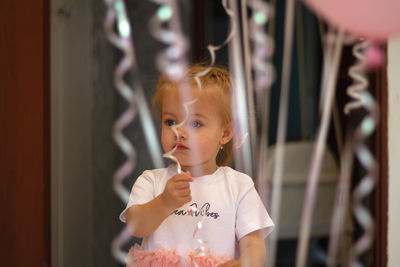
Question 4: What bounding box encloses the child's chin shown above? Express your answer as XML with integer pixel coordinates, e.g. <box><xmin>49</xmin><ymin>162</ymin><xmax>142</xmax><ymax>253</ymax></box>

<box><xmin>176</xmin><ymin>158</ymin><xmax>195</xmax><ymax>167</ymax></box>
<box><xmin>176</xmin><ymin>159</ymin><xmax>191</xmax><ymax>166</ymax></box>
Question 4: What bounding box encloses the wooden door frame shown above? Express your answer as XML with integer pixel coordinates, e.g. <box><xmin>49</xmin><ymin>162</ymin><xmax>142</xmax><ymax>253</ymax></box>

<box><xmin>371</xmin><ymin>47</ymin><xmax>388</xmax><ymax>267</ymax></box>
<box><xmin>0</xmin><ymin>0</ymin><xmax>50</xmax><ymax>266</ymax></box>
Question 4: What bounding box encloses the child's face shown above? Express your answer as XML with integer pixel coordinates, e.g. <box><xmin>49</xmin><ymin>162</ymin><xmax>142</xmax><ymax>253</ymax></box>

<box><xmin>161</xmin><ymin>86</ymin><xmax>232</xmax><ymax>176</ymax></box>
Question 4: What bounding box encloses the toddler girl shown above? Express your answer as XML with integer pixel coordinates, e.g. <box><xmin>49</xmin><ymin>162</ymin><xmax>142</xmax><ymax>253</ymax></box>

<box><xmin>120</xmin><ymin>64</ymin><xmax>274</xmax><ymax>267</ymax></box>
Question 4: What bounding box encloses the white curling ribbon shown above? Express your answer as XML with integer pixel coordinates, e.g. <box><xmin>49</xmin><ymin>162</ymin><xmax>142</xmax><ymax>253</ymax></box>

<box><xmin>344</xmin><ymin>42</ymin><xmax>369</xmax><ymax>115</ymax></box>
<box><xmin>105</xmin><ymin>0</ymin><xmax>164</xmax><ymax>264</ymax></box>
<box><xmin>249</xmin><ymin>0</ymin><xmax>275</xmax><ymax>93</ymax></box>
<box><xmin>328</xmin><ymin>41</ymin><xmax>379</xmax><ymax>267</ymax></box>
<box><xmin>295</xmin><ymin>29</ymin><xmax>345</xmax><ymax>267</ymax></box>
<box><xmin>105</xmin><ymin>0</ymin><xmax>137</xmax><ymax>264</ymax></box>
<box><xmin>148</xmin><ymin>0</ymin><xmax>213</xmax><ymax>262</ymax></box>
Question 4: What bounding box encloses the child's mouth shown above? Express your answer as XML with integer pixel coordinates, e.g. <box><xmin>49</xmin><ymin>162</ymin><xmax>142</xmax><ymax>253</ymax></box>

<box><xmin>175</xmin><ymin>144</ymin><xmax>188</xmax><ymax>150</ymax></box>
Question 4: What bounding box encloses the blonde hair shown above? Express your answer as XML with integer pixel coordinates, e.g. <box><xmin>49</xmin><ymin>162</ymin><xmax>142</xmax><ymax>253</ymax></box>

<box><xmin>152</xmin><ymin>63</ymin><xmax>233</xmax><ymax>166</ymax></box>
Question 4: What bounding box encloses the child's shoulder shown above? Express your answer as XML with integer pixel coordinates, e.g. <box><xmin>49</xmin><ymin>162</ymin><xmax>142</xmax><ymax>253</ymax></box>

<box><xmin>217</xmin><ymin>166</ymin><xmax>254</xmax><ymax>185</ymax></box>
<box><xmin>140</xmin><ymin>165</ymin><xmax>176</xmax><ymax>180</ymax></box>
<box><xmin>141</xmin><ymin>167</ymin><xmax>167</xmax><ymax>175</ymax></box>
<box><xmin>216</xmin><ymin>167</ymin><xmax>256</xmax><ymax>199</ymax></box>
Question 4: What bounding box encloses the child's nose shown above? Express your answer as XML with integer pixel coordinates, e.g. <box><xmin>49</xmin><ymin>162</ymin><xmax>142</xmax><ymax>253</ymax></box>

<box><xmin>176</xmin><ymin>126</ymin><xmax>187</xmax><ymax>140</ymax></box>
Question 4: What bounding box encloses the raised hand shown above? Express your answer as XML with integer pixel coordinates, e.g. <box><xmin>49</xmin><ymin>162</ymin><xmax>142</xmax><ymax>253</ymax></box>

<box><xmin>161</xmin><ymin>171</ymin><xmax>193</xmax><ymax>210</ymax></box>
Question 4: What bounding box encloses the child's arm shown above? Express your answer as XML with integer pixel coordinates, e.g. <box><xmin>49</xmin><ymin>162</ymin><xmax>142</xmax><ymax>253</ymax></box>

<box><xmin>218</xmin><ymin>230</ymin><xmax>266</xmax><ymax>267</ymax></box>
<box><xmin>126</xmin><ymin>172</ymin><xmax>193</xmax><ymax>238</ymax></box>
<box><xmin>238</xmin><ymin>230</ymin><xmax>266</xmax><ymax>267</ymax></box>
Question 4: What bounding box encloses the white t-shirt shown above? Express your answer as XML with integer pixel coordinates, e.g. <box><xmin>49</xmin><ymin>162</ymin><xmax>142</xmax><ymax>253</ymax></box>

<box><xmin>120</xmin><ymin>165</ymin><xmax>274</xmax><ymax>259</ymax></box>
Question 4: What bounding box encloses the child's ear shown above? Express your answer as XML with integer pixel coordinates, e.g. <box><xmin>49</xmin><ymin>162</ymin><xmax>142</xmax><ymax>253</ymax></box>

<box><xmin>221</xmin><ymin>123</ymin><xmax>233</xmax><ymax>145</ymax></box>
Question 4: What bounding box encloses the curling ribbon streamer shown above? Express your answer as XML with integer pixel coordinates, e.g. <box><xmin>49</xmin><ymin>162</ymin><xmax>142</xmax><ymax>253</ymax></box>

<box><xmin>240</xmin><ymin>0</ymin><xmax>258</xmax><ymax>166</ymax></box>
<box><xmin>148</xmin><ymin>0</ymin><xmax>192</xmax><ymax>166</ymax></box>
<box><xmin>267</xmin><ymin>0</ymin><xmax>295</xmax><ymax>266</ymax></box>
<box><xmin>190</xmin><ymin>3</ymin><xmax>242</xmax><ymax>261</ymax></box>
<box><xmin>326</xmin><ymin>134</ymin><xmax>354</xmax><ymax>267</ymax></box>
<box><xmin>104</xmin><ymin>0</ymin><xmax>164</xmax><ymax>264</ymax></box>
<box><xmin>228</xmin><ymin>0</ymin><xmax>253</xmax><ymax>177</ymax></box>
<box><xmin>192</xmin><ymin>0</ymin><xmax>238</xmax><ymax>117</ymax></box>
<box><xmin>148</xmin><ymin>0</ymin><xmax>188</xmax><ymax>80</ymax></box>
<box><xmin>195</xmin><ymin>0</ymin><xmax>252</xmax><ymax>155</ymax></box>
<box><xmin>150</xmin><ymin>1</ymin><xmax>242</xmax><ymax>262</ymax></box>
<box><xmin>192</xmin><ymin>0</ymin><xmax>236</xmax><ymax>103</ymax></box>
<box><xmin>248</xmin><ymin>0</ymin><xmax>275</xmax><ymax>93</ymax></box>
<box><xmin>295</xmin><ymin>28</ymin><xmax>344</xmax><ymax>267</ymax></box>
<box><xmin>247</xmin><ymin>0</ymin><xmax>275</xmax><ymax>155</ymax></box>
<box><xmin>247</xmin><ymin>0</ymin><xmax>276</xmax><ymax>255</ymax></box>
<box><xmin>344</xmin><ymin>42</ymin><xmax>374</xmax><ymax>114</ymax></box>
<box><xmin>346</xmin><ymin>41</ymin><xmax>379</xmax><ymax>267</ymax></box>
<box><xmin>326</xmin><ymin>44</ymin><xmax>372</xmax><ymax>267</ymax></box>
<box><xmin>327</xmin><ymin>41</ymin><xmax>379</xmax><ymax>267</ymax></box>
<box><xmin>193</xmin><ymin>0</ymin><xmax>236</xmax><ymax>85</ymax></box>
<box><xmin>248</xmin><ymin>3</ymin><xmax>276</xmax><ymax>267</ymax></box>
<box><xmin>191</xmin><ymin>1</ymin><xmax>242</xmax><ymax>263</ymax></box>
<box><xmin>208</xmin><ymin>0</ymin><xmax>236</xmax><ymax>66</ymax></box>
<box><xmin>192</xmin><ymin>0</ymin><xmax>237</xmax><ymax>140</ymax></box>
<box><xmin>148</xmin><ymin>1</ymin><xmax>211</xmax><ymax>265</ymax></box>
<box><xmin>318</xmin><ymin>32</ymin><xmax>357</xmax><ymax>113</ymax></box>
<box><xmin>104</xmin><ymin>0</ymin><xmax>136</xmax><ymax>264</ymax></box>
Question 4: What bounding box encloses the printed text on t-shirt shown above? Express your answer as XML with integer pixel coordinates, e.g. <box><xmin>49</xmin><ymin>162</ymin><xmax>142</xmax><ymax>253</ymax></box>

<box><xmin>171</xmin><ymin>202</ymin><xmax>219</xmax><ymax>219</ymax></box>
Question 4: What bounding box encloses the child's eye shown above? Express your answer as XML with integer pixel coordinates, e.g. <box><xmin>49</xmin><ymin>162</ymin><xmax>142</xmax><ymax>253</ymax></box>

<box><xmin>189</xmin><ymin>120</ymin><xmax>202</xmax><ymax>128</ymax></box>
<box><xmin>165</xmin><ymin>119</ymin><xmax>176</xmax><ymax>127</ymax></box>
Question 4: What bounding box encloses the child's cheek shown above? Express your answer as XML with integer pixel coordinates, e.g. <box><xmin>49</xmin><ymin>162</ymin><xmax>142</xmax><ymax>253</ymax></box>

<box><xmin>160</xmin><ymin>133</ymin><xmax>170</xmax><ymax>152</ymax></box>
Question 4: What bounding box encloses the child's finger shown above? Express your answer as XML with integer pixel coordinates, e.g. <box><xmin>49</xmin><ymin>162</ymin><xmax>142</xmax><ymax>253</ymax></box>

<box><xmin>178</xmin><ymin>189</ymin><xmax>191</xmax><ymax>197</ymax></box>
<box><xmin>177</xmin><ymin>185</ymin><xmax>191</xmax><ymax>195</ymax></box>
<box><xmin>173</xmin><ymin>174</ymin><xmax>193</xmax><ymax>182</ymax></box>
<box><xmin>183</xmin><ymin>195</ymin><xmax>192</xmax><ymax>203</ymax></box>
<box><xmin>174</xmin><ymin>181</ymin><xmax>190</xmax><ymax>189</ymax></box>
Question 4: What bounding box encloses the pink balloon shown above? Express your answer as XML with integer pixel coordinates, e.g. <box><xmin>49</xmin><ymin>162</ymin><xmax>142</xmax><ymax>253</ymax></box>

<box><xmin>302</xmin><ymin>0</ymin><xmax>400</xmax><ymax>41</ymax></box>
<box><xmin>365</xmin><ymin>44</ymin><xmax>385</xmax><ymax>70</ymax></box>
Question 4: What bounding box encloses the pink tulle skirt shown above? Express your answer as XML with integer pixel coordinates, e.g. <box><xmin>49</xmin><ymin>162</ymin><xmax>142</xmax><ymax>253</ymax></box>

<box><xmin>127</xmin><ymin>244</ymin><xmax>232</xmax><ymax>267</ymax></box>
